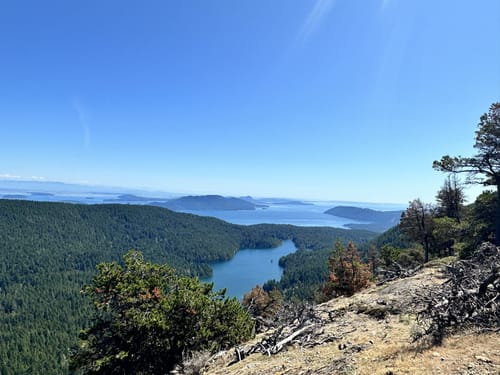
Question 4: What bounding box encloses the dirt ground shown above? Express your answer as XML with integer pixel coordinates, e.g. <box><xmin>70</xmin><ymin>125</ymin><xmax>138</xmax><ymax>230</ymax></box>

<box><xmin>202</xmin><ymin>267</ymin><xmax>500</xmax><ymax>375</ymax></box>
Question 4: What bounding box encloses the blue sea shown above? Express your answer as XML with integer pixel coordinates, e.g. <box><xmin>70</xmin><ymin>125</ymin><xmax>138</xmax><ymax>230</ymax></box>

<box><xmin>181</xmin><ymin>200</ymin><xmax>403</xmax><ymax>227</ymax></box>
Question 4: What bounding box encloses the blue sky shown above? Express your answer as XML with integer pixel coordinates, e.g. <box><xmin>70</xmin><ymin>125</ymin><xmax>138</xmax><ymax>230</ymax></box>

<box><xmin>1</xmin><ymin>0</ymin><xmax>499</xmax><ymax>203</ymax></box>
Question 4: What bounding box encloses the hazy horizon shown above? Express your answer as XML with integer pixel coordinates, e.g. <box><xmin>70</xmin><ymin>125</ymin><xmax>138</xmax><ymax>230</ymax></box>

<box><xmin>0</xmin><ymin>177</ymin><xmax>410</xmax><ymax>206</ymax></box>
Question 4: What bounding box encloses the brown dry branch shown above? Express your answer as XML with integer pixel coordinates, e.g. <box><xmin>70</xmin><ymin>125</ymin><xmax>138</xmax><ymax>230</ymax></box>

<box><xmin>228</xmin><ymin>302</ymin><xmax>336</xmax><ymax>366</ymax></box>
<box><xmin>413</xmin><ymin>242</ymin><xmax>500</xmax><ymax>344</ymax></box>
<box><xmin>376</xmin><ymin>261</ymin><xmax>423</xmax><ymax>286</ymax></box>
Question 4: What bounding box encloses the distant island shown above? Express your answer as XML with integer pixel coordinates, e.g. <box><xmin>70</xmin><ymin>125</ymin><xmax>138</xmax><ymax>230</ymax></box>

<box><xmin>2</xmin><ymin>194</ymin><xmax>28</xmax><ymax>199</ymax></box>
<box><xmin>153</xmin><ymin>195</ymin><xmax>260</xmax><ymax>211</ymax></box>
<box><xmin>104</xmin><ymin>194</ymin><xmax>170</xmax><ymax>203</ymax></box>
<box><xmin>269</xmin><ymin>200</ymin><xmax>313</xmax><ymax>206</ymax></box>
<box><xmin>104</xmin><ymin>194</ymin><xmax>265</xmax><ymax>211</ymax></box>
<box><xmin>324</xmin><ymin>206</ymin><xmax>402</xmax><ymax>232</ymax></box>
<box><xmin>29</xmin><ymin>192</ymin><xmax>55</xmax><ymax>196</ymax></box>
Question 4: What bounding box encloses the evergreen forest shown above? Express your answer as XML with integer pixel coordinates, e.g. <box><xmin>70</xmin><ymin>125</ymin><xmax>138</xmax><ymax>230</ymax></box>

<box><xmin>0</xmin><ymin>199</ymin><xmax>374</xmax><ymax>374</ymax></box>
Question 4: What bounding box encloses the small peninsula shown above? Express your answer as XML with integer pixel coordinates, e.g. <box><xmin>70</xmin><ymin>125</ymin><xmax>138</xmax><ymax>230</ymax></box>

<box><xmin>325</xmin><ymin>206</ymin><xmax>402</xmax><ymax>232</ymax></box>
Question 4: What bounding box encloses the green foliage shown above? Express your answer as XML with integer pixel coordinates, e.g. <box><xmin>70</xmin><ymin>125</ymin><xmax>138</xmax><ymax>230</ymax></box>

<box><xmin>433</xmin><ymin>102</ymin><xmax>500</xmax><ymax>243</ymax></box>
<box><xmin>381</xmin><ymin>245</ymin><xmax>424</xmax><ymax>268</ymax></box>
<box><xmin>69</xmin><ymin>251</ymin><xmax>253</xmax><ymax>374</ymax></box>
<box><xmin>399</xmin><ymin>199</ymin><xmax>435</xmax><ymax>262</ymax></box>
<box><xmin>367</xmin><ymin>225</ymin><xmax>413</xmax><ymax>251</ymax></box>
<box><xmin>318</xmin><ymin>241</ymin><xmax>372</xmax><ymax>302</ymax></box>
<box><xmin>379</xmin><ymin>245</ymin><xmax>403</xmax><ymax>266</ymax></box>
<box><xmin>435</xmin><ymin>175</ymin><xmax>465</xmax><ymax>222</ymax></box>
<box><xmin>432</xmin><ymin>216</ymin><xmax>464</xmax><ymax>257</ymax></box>
<box><xmin>460</xmin><ymin>191</ymin><xmax>497</xmax><ymax>257</ymax></box>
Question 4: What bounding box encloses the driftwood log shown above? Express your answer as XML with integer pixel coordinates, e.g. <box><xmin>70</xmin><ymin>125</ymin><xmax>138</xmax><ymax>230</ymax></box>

<box><xmin>413</xmin><ymin>242</ymin><xmax>500</xmax><ymax>344</ymax></box>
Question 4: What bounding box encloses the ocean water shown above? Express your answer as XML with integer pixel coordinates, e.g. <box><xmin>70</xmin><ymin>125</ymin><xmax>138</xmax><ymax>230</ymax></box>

<box><xmin>181</xmin><ymin>204</ymin><xmax>361</xmax><ymax>228</ymax></box>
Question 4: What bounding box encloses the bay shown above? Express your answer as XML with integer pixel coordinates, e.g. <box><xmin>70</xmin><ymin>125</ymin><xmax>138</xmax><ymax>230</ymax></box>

<box><xmin>202</xmin><ymin>240</ymin><xmax>296</xmax><ymax>300</ymax></box>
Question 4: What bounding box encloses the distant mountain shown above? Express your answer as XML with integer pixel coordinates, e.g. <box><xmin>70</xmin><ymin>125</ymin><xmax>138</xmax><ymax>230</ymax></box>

<box><xmin>153</xmin><ymin>195</ymin><xmax>258</xmax><ymax>211</ymax></box>
<box><xmin>2</xmin><ymin>194</ymin><xmax>28</xmax><ymax>199</ymax></box>
<box><xmin>325</xmin><ymin>206</ymin><xmax>402</xmax><ymax>232</ymax></box>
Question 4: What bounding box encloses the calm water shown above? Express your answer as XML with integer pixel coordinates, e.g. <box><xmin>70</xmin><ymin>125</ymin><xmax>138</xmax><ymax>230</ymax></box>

<box><xmin>202</xmin><ymin>240</ymin><xmax>296</xmax><ymax>300</ymax></box>
<box><xmin>182</xmin><ymin>204</ymin><xmax>359</xmax><ymax>228</ymax></box>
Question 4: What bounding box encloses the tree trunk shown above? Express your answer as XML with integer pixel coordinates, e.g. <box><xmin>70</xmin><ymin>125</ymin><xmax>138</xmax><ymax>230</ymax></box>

<box><xmin>423</xmin><ymin>237</ymin><xmax>430</xmax><ymax>263</ymax></box>
<box><xmin>496</xmin><ymin>184</ymin><xmax>500</xmax><ymax>246</ymax></box>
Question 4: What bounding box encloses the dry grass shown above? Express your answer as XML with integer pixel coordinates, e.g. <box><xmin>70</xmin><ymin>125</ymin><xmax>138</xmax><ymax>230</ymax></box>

<box><xmin>202</xmin><ymin>267</ymin><xmax>500</xmax><ymax>375</ymax></box>
<box><xmin>357</xmin><ymin>331</ymin><xmax>500</xmax><ymax>375</ymax></box>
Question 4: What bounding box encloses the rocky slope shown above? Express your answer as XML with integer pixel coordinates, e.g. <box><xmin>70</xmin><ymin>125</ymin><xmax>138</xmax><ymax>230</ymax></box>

<box><xmin>201</xmin><ymin>265</ymin><xmax>500</xmax><ymax>375</ymax></box>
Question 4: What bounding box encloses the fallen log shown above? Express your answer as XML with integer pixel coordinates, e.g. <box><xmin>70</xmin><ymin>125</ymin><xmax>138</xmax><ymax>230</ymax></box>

<box><xmin>271</xmin><ymin>324</ymin><xmax>314</xmax><ymax>354</ymax></box>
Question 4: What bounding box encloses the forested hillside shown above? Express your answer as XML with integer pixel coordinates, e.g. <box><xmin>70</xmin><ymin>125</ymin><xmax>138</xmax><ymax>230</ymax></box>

<box><xmin>0</xmin><ymin>199</ymin><xmax>374</xmax><ymax>374</ymax></box>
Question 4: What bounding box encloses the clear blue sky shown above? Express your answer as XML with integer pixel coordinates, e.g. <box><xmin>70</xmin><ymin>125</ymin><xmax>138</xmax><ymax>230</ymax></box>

<box><xmin>1</xmin><ymin>0</ymin><xmax>499</xmax><ymax>203</ymax></box>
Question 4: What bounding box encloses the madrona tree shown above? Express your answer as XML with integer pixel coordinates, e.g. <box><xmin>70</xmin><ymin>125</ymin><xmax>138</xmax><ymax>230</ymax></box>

<box><xmin>433</xmin><ymin>103</ymin><xmax>500</xmax><ymax>244</ymax></box>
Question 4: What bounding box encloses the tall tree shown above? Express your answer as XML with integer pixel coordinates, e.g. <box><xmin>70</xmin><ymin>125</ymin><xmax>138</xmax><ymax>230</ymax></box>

<box><xmin>433</xmin><ymin>102</ymin><xmax>500</xmax><ymax>244</ymax></box>
<box><xmin>399</xmin><ymin>199</ymin><xmax>435</xmax><ymax>262</ymax></box>
<box><xmin>435</xmin><ymin>175</ymin><xmax>465</xmax><ymax>222</ymax></box>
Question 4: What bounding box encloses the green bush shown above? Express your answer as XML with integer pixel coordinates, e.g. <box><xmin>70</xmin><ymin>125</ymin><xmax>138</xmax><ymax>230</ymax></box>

<box><xmin>69</xmin><ymin>251</ymin><xmax>253</xmax><ymax>374</ymax></box>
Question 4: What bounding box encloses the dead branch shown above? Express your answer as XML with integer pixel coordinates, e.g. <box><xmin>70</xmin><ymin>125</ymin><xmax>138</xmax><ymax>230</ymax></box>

<box><xmin>413</xmin><ymin>242</ymin><xmax>500</xmax><ymax>344</ymax></box>
<box><xmin>376</xmin><ymin>262</ymin><xmax>423</xmax><ymax>285</ymax></box>
<box><xmin>228</xmin><ymin>302</ymin><xmax>335</xmax><ymax>365</ymax></box>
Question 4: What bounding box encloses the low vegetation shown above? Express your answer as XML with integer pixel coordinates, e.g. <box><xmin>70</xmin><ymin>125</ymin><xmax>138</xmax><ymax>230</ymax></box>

<box><xmin>69</xmin><ymin>251</ymin><xmax>253</xmax><ymax>374</ymax></box>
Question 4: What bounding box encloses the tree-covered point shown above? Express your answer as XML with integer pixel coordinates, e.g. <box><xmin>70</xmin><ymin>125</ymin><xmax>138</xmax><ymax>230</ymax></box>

<box><xmin>0</xmin><ymin>199</ymin><xmax>375</xmax><ymax>374</ymax></box>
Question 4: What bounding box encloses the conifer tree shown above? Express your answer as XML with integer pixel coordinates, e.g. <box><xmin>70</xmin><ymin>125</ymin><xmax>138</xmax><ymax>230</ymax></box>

<box><xmin>434</xmin><ymin>102</ymin><xmax>500</xmax><ymax>244</ymax></box>
<box><xmin>319</xmin><ymin>241</ymin><xmax>371</xmax><ymax>301</ymax></box>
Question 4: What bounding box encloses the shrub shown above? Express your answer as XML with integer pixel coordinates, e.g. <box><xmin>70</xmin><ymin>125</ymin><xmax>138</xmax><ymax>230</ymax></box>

<box><xmin>318</xmin><ymin>241</ymin><xmax>372</xmax><ymax>302</ymax></box>
<box><xmin>69</xmin><ymin>251</ymin><xmax>253</xmax><ymax>374</ymax></box>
